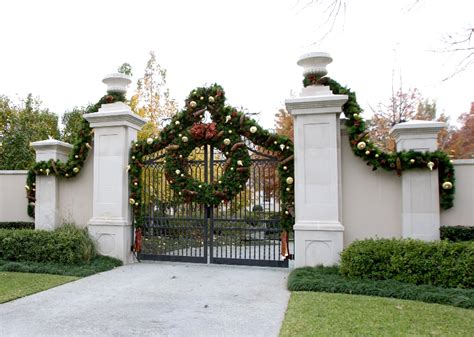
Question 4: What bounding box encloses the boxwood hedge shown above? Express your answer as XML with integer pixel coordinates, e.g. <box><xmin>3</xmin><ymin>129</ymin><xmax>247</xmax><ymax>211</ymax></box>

<box><xmin>0</xmin><ymin>225</ymin><xmax>95</xmax><ymax>264</ymax></box>
<box><xmin>440</xmin><ymin>225</ymin><xmax>474</xmax><ymax>242</ymax></box>
<box><xmin>340</xmin><ymin>238</ymin><xmax>474</xmax><ymax>289</ymax></box>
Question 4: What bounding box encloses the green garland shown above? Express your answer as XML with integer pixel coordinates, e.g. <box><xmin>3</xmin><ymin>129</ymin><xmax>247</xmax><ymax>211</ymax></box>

<box><xmin>128</xmin><ymin>84</ymin><xmax>295</xmax><ymax>231</ymax></box>
<box><xmin>25</xmin><ymin>92</ymin><xmax>126</xmax><ymax>218</ymax></box>
<box><xmin>303</xmin><ymin>76</ymin><xmax>455</xmax><ymax>209</ymax></box>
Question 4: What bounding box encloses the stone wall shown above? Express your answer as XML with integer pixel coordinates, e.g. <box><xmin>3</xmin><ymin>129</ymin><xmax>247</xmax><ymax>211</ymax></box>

<box><xmin>0</xmin><ymin>171</ymin><xmax>32</xmax><ymax>222</ymax></box>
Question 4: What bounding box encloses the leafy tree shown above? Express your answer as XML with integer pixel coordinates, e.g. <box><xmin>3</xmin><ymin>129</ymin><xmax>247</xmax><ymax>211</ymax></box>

<box><xmin>60</xmin><ymin>106</ymin><xmax>90</xmax><ymax>144</ymax></box>
<box><xmin>0</xmin><ymin>94</ymin><xmax>60</xmax><ymax>169</ymax></box>
<box><xmin>368</xmin><ymin>89</ymin><xmax>444</xmax><ymax>152</ymax></box>
<box><xmin>274</xmin><ymin>108</ymin><xmax>294</xmax><ymax>142</ymax></box>
<box><xmin>444</xmin><ymin>104</ymin><xmax>474</xmax><ymax>159</ymax></box>
<box><xmin>130</xmin><ymin>51</ymin><xmax>178</xmax><ymax>140</ymax></box>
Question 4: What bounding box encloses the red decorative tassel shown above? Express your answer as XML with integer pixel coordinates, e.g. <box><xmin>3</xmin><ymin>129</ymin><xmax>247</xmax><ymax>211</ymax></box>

<box><xmin>134</xmin><ymin>228</ymin><xmax>143</xmax><ymax>253</ymax></box>
<box><xmin>280</xmin><ymin>231</ymin><xmax>288</xmax><ymax>258</ymax></box>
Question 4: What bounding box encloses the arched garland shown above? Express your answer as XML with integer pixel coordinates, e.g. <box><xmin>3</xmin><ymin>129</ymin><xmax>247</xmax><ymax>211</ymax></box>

<box><xmin>128</xmin><ymin>84</ymin><xmax>295</xmax><ymax>232</ymax></box>
<box><xmin>25</xmin><ymin>92</ymin><xmax>126</xmax><ymax>218</ymax></box>
<box><xmin>304</xmin><ymin>76</ymin><xmax>455</xmax><ymax>209</ymax></box>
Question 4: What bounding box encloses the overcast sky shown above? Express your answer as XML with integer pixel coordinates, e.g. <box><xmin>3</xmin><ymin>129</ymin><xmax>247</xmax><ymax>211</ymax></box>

<box><xmin>0</xmin><ymin>0</ymin><xmax>473</xmax><ymax>128</ymax></box>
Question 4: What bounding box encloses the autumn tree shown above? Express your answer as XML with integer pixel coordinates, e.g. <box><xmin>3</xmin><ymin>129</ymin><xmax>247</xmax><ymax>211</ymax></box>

<box><xmin>0</xmin><ymin>94</ymin><xmax>60</xmax><ymax>169</ymax></box>
<box><xmin>274</xmin><ymin>108</ymin><xmax>294</xmax><ymax>142</ymax></box>
<box><xmin>130</xmin><ymin>51</ymin><xmax>178</xmax><ymax>140</ymax></box>
<box><xmin>444</xmin><ymin>103</ymin><xmax>474</xmax><ymax>159</ymax></box>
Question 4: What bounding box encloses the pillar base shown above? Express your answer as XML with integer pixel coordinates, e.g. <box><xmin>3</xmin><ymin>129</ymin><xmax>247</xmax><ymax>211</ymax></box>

<box><xmin>88</xmin><ymin>217</ymin><xmax>134</xmax><ymax>264</ymax></box>
<box><xmin>294</xmin><ymin>221</ymin><xmax>344</xmax><ymax>267</ymax></box>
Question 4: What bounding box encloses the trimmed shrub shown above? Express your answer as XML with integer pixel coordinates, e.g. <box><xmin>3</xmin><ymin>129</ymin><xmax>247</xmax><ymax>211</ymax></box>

<box><xmin>340</xmin><ymin>238</ymin><xmax>474</xmax><ymax>289</ymax></box>
<box><xmin>288</xmin><ymin>266</ymin><xmax>474</xmax><ymax>309</ymax></box>
<box><xmin>441</xmin><ymin>226</ymin><xmax>474</xmax><ymax>242</ymax></box>
<box><xmin>0</xmin><ymin>222</ymin><xmax>34</xmax><ymax>230</ymax></box>
<box><xmin>0</xmin><ymin>224</ymin><xmax>96</xmax><ymax>264</ymax></box>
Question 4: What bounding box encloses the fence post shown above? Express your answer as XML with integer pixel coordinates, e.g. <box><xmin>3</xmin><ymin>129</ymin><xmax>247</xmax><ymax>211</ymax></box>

<box><xmin>84</xmin><ymin>74</ymin><xmax>146</xmax><ymax>263</ymax></box>
<box><xmin>389</xmin><ymin>121</ymin><xmax>445</xmax><ymax>240</ymax></box>
<box><xmin>31</xmin><ymin>140</ymin><xmax>72</xmax><ymax>230</ymax></box>
<box><xmin>285</xmin><ymin>52</ymin><xmax>348</xmax><ymax>267</ymax></box>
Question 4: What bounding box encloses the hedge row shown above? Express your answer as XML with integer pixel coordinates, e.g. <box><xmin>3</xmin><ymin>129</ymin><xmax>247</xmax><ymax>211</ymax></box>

<box><xmin>340</xmin><ymin>238</ymin><xmax>474</xmax><ymax>289</ymax></box>
<box><xmin>0</xmin><ymin>225</ymin><xmax>95</xmax><ymax>264</ymax></box>
<box><xmin>288</xmin><ymin>266</ymin><xmax>474</xmax><ymax>309</ymax></box>
<box><xmin>440</xmin><ymin>226</ymin><xmax>474</xmax><ymax>242</ymax></box>
<box><xmin>0</xmin><ymin>222</ymin><xmax>34</xmax><ymax>230</ymax></box>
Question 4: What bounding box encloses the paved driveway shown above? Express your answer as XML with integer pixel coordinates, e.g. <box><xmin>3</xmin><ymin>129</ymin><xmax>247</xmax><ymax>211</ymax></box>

<box><xmin>0</xmin><ymin>262</ymin><xmax>290</xmax><ymax>337</ymax></box>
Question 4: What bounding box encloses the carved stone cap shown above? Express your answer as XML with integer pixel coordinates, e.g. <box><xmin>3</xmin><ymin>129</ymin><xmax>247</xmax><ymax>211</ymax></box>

<box><xmin>31</xmin><ymin>139</ymin><xmax>73</xmax><ymax>162</ymax></box>
<box><xmin>285</xmin><ymin>94</ymin><xmax>348</xmax><ymax>115</ymax></box>
<box><xmin>102</xmin><ymin>73</ymin><xmax>132</xmax><ymax>94</ymax></box>
<box><xmin>84</xmin><ymin>104</ymin><xmax>147</xmax><ymax>131</ymax></box>
<box><xmin>389</xmin><ymin>120</ymin><xmax>446</xmax><ymax>139</ymax></box>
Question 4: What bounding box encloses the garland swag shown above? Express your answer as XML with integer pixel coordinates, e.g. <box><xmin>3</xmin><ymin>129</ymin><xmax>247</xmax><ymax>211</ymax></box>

<box><xmin>128</xmin><ymin>84</ymin><xmax>295</xmax><ymax>232</ymax></box>
<box><xmin>306</xmin><ymin>77</ymin><xmax>455</xmax><ymax>209</ymax></box>
<box><xmin>25</xmin><ymin>93</ymin><xmax>126</xmax><ymax>218</ymax></box>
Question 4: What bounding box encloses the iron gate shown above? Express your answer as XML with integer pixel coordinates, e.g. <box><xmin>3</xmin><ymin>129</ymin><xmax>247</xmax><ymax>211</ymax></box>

<box><xmin>137</xmin><ymin>143</ymin><xmax>288</xmax><ymax>268</ymax></box>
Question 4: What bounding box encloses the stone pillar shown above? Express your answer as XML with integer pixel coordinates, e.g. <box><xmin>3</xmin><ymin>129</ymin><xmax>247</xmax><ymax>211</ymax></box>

<box><xmin>285</xmin><ymin>52</ymin><xmax>348</xmax><ymax>267</ymax></box>
<box><xmin>389</xmin><ymin>120</ymin><xmax>445</xmax><ymax>241</ymax></box>
<box><xmin>84</xmin><ymin>73</ymin><xmax>146</xmax><ymax>264</ymax></box>
<box><xmin>31</xmin><ymin>139</ymin><xmax>73</xmax><ymax>230</ymax></box>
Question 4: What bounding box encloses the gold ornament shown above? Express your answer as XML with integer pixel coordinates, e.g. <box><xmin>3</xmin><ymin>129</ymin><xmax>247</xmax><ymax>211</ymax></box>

<box><xmin>134</xmin><ymin>182</ymin><xmax>138</xmax><ymax>186</ymax></box>
<box><xmin>225</xmin><ymin>116</ymin><xmax>232</xmax><ymax>123</ymax></box>
<box><xmin>129</xmin><ymin>198</ymin><xmax>135</xmax><ymax>205</ymax></box>
<box><xmin>230</xmin><ymin>167</ymin><xmax>234</xmax><ymax>171</ymax></box>
<box><xmin>223</xmin><ymin>138</ymin><xmax>231</xmax><ymax>145</ymax></box>
<box><xmin>208</xmin><ymin>96</ymin><xmax>215</xmax><ymax>103</ymax></box>
<box><xmin>126</xmin><ymin>165</ymin><xmax>131</xmax><ymax>172</ymax></box>
<box><xmin>427</xmin><ymin>161</ymin><xmax>435</xmax><ymax>171</ymax></box>
<box><xmin>175</xmin><ymin>120</ymin><xmax>180</xmax><ymax>125</ymax></box>
<box><xmin>65</xmin><ymin>173</ymin><xmax>69</xmax><ymax>177</ymax></box>
<box><xmin>198</xmin><ymin>185</ymin><xmax>202</xmax><ymax>188</ymax></box>
<box><xmin>286</xmin><ymin>188</ymin><xmax>290</xmax><ymax>191</ymax></box>
<box><xmin>279</xmin><ymin>144</ymin><xmax>285</xmax><ymax>151</ymax></box>
<box><xmin>73</xmin><ymin>167</ymin><xmax>80</xmax><ymax>173</ymax></box>
<box><xmin>175</xmin><ymin>169</ymin><xmax>181</xmax><ymax>175</ymax></box>
<box><xmin>357</xmin><ymin>141</ymin><xmax>366</xmax><ymax>150</ymax></box>
<box><xmin>190</xmin><ymin>101</ymin><xmax>197</xmax><ymax>108</ymax></box>
<box><xmin>228</xmin><ymin>130</ymin><xmax>232</xmax><ymax>134</ymax></box>
<box><xmin>135</xmin><ymin>202</ymin><xmax>139</xmax><ymax>206</ymax></box>
<box><xmin>274</xmin><ymin>141</ymin><xmax>278</xmax><ymax>145</ymax></box>
<box><xmin>375</xmin><ymin>154</ymin><xmax>379</xmax><ymax>158</ymax></box>
<box><xmin>86</xmin><ymin>143</ymin><xmax>92</xmax><ymax>149</ymax></box>
<box><xmin>237</xmin><ymin>160</ymin><xmax>243</xmax><ymax>166</ymax></box>
<box><xmin>146</xmin><ymin>138</ymin><xmax>154</xmax><ymax>145</ymax></box>
<box><xmin>218</xmin><ymin>180</ymin><xmax>222</xmax><ymax>184</ymax></box>
<box><xmin>200</xmin><ymin>96</ymin><xmax>204</xmax><ymax>100</ymax></box>
<box><xmin>410</xmin><ymin>159</ymin><xmax>415</xmax><ymax>164</ymax></box>
<box><xmin>181</xmin><ymin>174</ymin><xmax>184</xmax><ymax>177</ymax></box>
<box><xmin>250</xmin><ymin>126</ymin><xmax>257</xmax><ymax>134</ymax></box>
<box><xmin>285</xmin><ymin>211</ymin><xmax>289</xmax><ymax>215</ymax></box>
<box><xmin>45</xmin><ymin>169</ymin><xmax>50</xmax><ymax>176</ymax></box>
<box><xmin>25</xmin><ymin>185</ymin><xmax>30</xmax><ymax>190</ymax></box>
<box><xmin>178</xmin><ymin>133</ymin><xmax>182</xmax><ymax>137</ymax></box>
<box><xmin>182</xmin><ymin>136</ymin><xmax>188</xmax><ymax>143</ymax></box>
<box><xmin>132</xmin><ymin>156</ymin><xmax>135</xmax><ymax>160</ymax></box>
<box><xmin>365</xmin><ymin>150</ymin><xmax>370</xmax><ymax>155</ymax></box>
<box><xmin>442</xmin><ymin>181</ymin><xmax>453</xmax><ymax>190</ymax></box>
<box><xmin>75</xmin><ymin>155</ymin><xmax>79</xmax><ymax>159</ymax></box>
<box><xmin>283</xmin><ymin>166</ymin><xmax>287</xmax><ymax>170</ymax></box>
<box><xmin>286</xmin><ymin>177</ymin><xmax>294</xmax><ymax>185</ymax></box>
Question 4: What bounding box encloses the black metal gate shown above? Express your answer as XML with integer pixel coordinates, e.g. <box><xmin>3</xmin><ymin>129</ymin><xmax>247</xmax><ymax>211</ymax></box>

<box><xmin>138</xmin><ymin>143</ymin><xmax>288</xmax><ymax>268</ymax></box>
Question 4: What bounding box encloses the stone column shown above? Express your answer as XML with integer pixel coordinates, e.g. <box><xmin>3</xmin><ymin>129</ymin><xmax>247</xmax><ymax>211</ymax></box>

<box><xmin>389</xmin><ymin>120</ymin><xmax>445</xmax><ymax>241</ymax></box>
<box><xmin>31</xmin><ymin>139</ymin><xmax>73</xmax><ymax>230</ymax></box>
<box><xmin>285</xmin><ymin>52</ymin><xmax>348</xmax><ymax>267</ymax></box>
<box><xmin>84</xmin><ymin>73</ymin><xmax>146</xmax><ymax>264</ymax></box>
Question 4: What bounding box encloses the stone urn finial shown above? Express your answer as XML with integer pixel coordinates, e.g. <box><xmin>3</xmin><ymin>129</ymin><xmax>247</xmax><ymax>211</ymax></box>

<box><xmin>297</xmin><ymin>52</ymin><xmax>333</xmax><ymax>96</ymax></box>
<box><xmin>298</xmin><ymin>52</ymin><xmax>332</xmax><ymax>82</ymax></box>
<box><xmin>102</xmin><ymin>73</ymin><xmax>132</xmax><ymax>94</ymax></box>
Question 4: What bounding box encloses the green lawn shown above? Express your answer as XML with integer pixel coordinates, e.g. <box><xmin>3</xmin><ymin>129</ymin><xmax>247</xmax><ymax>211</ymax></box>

<box><xmin>0</xmin><ymin>272</ymin><xmax>78</xmax><ymax>303</ymax></box>
<box><xmin>280</xmin><ymin>292</ymin><xmax>474</xmax><ymax>337</ymax></box>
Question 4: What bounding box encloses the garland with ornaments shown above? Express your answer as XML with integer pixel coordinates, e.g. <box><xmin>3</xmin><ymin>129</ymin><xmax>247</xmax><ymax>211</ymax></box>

<box><xmin>303</xmin><ymin>76</ymin><xmax>455</xmax><ymax>209</ymax></box>
<box><xmin>128</xmin><ymin>84</ymin><xmax>295</xmax><ymax>231</ymax></box>
<box><xmin>25</xmin><ymin>92</ymin><xmax>126</xmax><ymax>218</ymax></box>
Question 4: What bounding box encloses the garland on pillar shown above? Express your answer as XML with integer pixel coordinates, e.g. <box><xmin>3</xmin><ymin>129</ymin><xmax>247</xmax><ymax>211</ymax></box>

<box><xmin>128</xmin><ymin>84</ymin><xmax>295</xmax><ymax>232</ymax></box>
<box><xmin>302</xmin><ymin>76</ymin><xmax>455</xmax><ymax>209</ymax></box>
<box><xmin>25</xmin><ymin>92</ymin><xmax>126</xmax><ymax>218</ymax></box>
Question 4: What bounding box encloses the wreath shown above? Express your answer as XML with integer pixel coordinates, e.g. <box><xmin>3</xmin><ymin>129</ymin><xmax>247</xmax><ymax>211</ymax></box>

<box><xmin>128</xmin><ymin>84</ymin><xmax>295</xmax><ymax>232</ymax></box>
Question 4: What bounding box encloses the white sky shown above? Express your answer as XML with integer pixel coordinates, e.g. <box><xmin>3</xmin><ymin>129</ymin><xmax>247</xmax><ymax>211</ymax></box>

<box><xmin>0</xmin><ymin>0</ymin><xmax>473</xmax><ymax>128</ymax></box>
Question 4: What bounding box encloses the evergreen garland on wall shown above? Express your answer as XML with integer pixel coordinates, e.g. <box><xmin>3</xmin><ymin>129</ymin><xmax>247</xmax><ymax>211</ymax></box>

<box><xmin>303</xmin><ymin>76</ymin><xmax>455</xmax><ymax>209</ymax></box>
<box><xmin>25</xmin><ymin>92</ymin><xmax>126</xmax><ymax>218</ymax></box>
<box><xmin>128</xmin><ymin>84</ymin><xmax>295</xmax><ymax>231</ymax></box>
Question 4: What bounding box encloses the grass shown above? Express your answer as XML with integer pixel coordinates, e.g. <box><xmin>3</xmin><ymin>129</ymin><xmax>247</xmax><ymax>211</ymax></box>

<box><xmin>288</xmin><ymin>266</ymin><xmax>474</xmax><ymax>309</ymax></box>
<box><xmin>0</xmin><ymin>272</ymin><xmax>78</xmax><ymax>303</ymax></box>
<box><xmin>280</xmin><ymin>292</ymin><xmax>474</xmax><ymax>337</ymax></box>
<box><xmin>0</xmin><ymin>255</ymin><xmax>122</xmax><ymax>277</ymax></box>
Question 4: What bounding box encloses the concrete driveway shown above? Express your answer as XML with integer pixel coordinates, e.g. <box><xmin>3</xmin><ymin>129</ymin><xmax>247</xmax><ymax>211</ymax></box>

<box><xmin>0</xmin><ymin>262</ymin><xmax>290</xmax><ymax>337</ymax></box>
